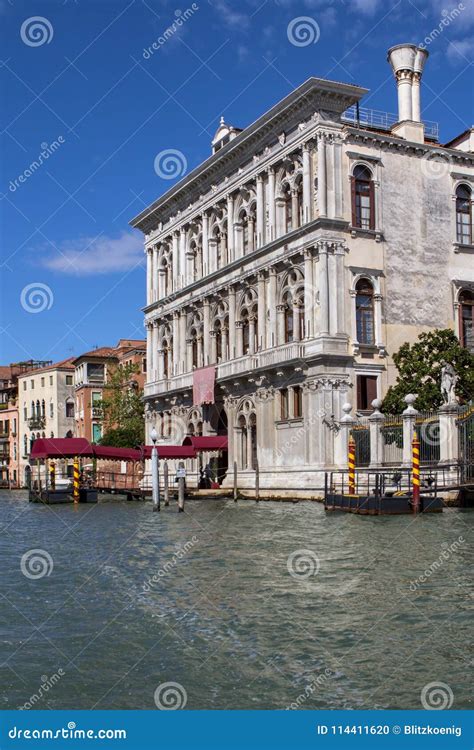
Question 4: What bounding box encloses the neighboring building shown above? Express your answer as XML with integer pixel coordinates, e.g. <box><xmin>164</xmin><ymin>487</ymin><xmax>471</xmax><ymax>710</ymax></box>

<box><xmin>130</xmin><ymin>42</ymin><xmax>472</xmax><ymax>489</ymax></box>
<box><xmin>0</xmin><ymin>361</ymin><xmax>49</xmax><ymax>488</ymax></box>
<box><xmin>17</xmin><ymin>359</ymin><xmax>76</xmax><ymax>486</ymax></box>
<box><xmin>73</xmin><ymin>339</ymin><xmax>146</xmax><ymax>443</ymax></box>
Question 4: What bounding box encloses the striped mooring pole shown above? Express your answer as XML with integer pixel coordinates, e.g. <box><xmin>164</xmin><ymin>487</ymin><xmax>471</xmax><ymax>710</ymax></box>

<box><xmin>412</xmin><ymin>430</ymin><xmax>420</xmax><ymax>513</ymax></box>
<box><xmin>348</xmin><ymin>435</ymin><xmax>356</xmax><ymax>495</ymax></box>
<box><xmin>49</xmin><ymin>461</ymin><xmax>56</xmax><ymax>491</ymax></box>
<box><xmin>73</xmin><ymin>457</ymin><xmax>80</xmax><ymax>503</ymax></box>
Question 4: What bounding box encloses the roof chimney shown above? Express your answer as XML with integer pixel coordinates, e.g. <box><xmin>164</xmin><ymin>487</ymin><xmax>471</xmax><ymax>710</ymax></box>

<box><xmin>387</xmin><ymin>44</ymin><xmax>428</xmax><ymax>142</ymax></box>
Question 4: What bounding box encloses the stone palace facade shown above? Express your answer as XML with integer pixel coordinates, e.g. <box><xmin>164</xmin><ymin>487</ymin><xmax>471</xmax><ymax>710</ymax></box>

<box><xmin>131</xmin><ymin>43</ymin><xmax>474</xmax><ymax>489</ymax></box>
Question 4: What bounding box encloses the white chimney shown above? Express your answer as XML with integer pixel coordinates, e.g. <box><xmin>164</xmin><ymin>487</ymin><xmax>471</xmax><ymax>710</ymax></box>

<box><xmin>387</xmin><ymin>43</ymin><xmax>429</xmax><ymax>142</ymax></box>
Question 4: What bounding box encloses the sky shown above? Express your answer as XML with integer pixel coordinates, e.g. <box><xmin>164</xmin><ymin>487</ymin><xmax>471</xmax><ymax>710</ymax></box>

<box><xmin>1</xmin><ymin>0</ymin><xmax>473</xmax><ymax>365</ymax></box>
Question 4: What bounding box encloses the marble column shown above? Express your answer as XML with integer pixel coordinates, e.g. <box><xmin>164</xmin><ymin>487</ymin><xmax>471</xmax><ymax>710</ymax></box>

<box><xmin>302</xmin><ymin>142</ymin><xmax>312</xmax><ymax>224</ymax></box>
<box><xmin>172</xmin><ymin>233</ymin><xmax>179</xmax><ymax>290</ymax></box>
<box><xmin>203</xmin><ymin>298</ymin><xmax>210</xmax><ymax>366</ymax></box>
<box><xmin>304</xmin><ymin>248</ymin><xmax>313</xmax><ymax>339</ymax></box>
<box><xmin>335</xmin><ymin>244</ymin><xmax>346</xmax><ymax>334</ymax></box>
<box><xmin>248</xmin><ymin>216</ymin><xmax>255</xmax><ymax>253</ymax></box>
<box><xmin>152</xmin><ymin>245</ymin><xmax>159</xmax><ymax>302</ymax></box>
<box><xmin>208</xmin><ymin>238</ymin><xmax>217</xmax><ymax>274</ymax></box>
<box><xmin>276</xmin><ymin>304</ymin><xmax>285</xmax><ymax>346</ymax></box>
<box><xmin>210</xmin><ymin>330</ymin><xmax>217</xmax><ymax>363</ymax></box>
<box><xmin>186</xmin><ymin>338</ymin><xmax>193</xmax><ymax>372</ymax></box>
<box><xmin>257</xmin><ymin>271</ymin><xmax>266</xmax><ymax>351</ymax></box>
<box><xmin>179</xmin><ymin>310</ymin><xmax>187</xmax><ymax>373</ymax></box>
<box><xmin>293</xmin><ymin>303</ymin><xmax>301</xmax><ymax>342</ymax></box>
<box><xmin>179</xmin><ymin>228</ymin><xmax>186</xmax><ymax>288</ymax></box>
<box><xmin>267</xmin><ymin>268</ymin><xmax>277</xmax><ymax>349</ymax></box>
<box><xmin>202</xmin><ymin>213</ymin><xmax>209</xmax><ymax>277</ymax></box>
<box><xmin>236</xmin><ymin>321</ymin><xmax>244</xmax><ymax>357</ymax></box>
<box><xmin>249</xmin><ymin>317</ymin><xmax>256</xmax><ymax>354</ymax></box>
<box><xmin>227</xmin><ymin>194</ymin><xmax>234</xmax><ymax>262</ymax></box>
<box><xmin>228</xmin><ymin>286</ymin><xmax>236</xmax><ymax>360</ymax></box>
<box><xmin>374</xmin><ymin>293</ymin><xmax>384</xmax><ymax>351</ymax></box>
<box><xmin>318</xmin><ymin>243</ymin><xmax>329</xmax><ymax>334</ymax></box>
<box><xmin>152</xmin><ymin>322</ymin><xmax>159</xmax><ymax>381</ymax></box>
<box><xmin>317</xmin><ymin>134</ymin><xmax>327</xmax><ymax>217</ymax></box>
<box><xmin>172</xmin><ymin>311</ymin><xmax>179</xmax><ymax>376</ymax></box>
<box><xmin>267</xmin><ymin>167</ymin><xmax>276</xmax><ymax>242</ymax></box>
<box><xmin>256</xmin><ymin>174</ymin><xmax>265</xmax><ymax>248</ymax></box>
<box><xmin>146</xmin><ymin>249</ymin><xmax>153</xmax><ymax>305</ymax></box>
<box><xmin>291</xmin><ymin>190</ymin><xmax>299</xmax><ymax>229</ymax></box>
<box><xmin>146</xmin><ymin>323</ymin><xmax>153</xmax><ymax>381</ymax></box>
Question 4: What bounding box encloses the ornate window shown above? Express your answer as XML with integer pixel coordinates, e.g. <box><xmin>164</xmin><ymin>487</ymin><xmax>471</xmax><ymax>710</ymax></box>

<box><xmin>356</xmin><ymin>279</ymin><xmax>375</xmax><ymax>345</ymax></box>
<box><xmin>236</xmin><ymin>399</ymin><xmax>257</xmax><ymax>470</ymax></box>
<box><xmin>456</xmin><ymin>185</ymin><xmax>472</xmax><ymax>245</ymax></box>
<box><xmin>352</xmin><ymin>165</ymin><xmax>374</xmax><ymax>230</ymax></box>
<box><xmin>293</xmin><ymin>386</ymin><xmax>303</xmax><ymax>418</ymax></box>
<box><xmin>280</xmin><ymin>388</ymin><xmax>289</xmax><ymax>420</ymax></box>
<box><xmin>459</xmin><ymin>289</ymin><xmax>474</xmax><ymax>351</ymax></box>
<box><xmin>283</xmin><ymin>292</ymin><xmax>294</xmax><ymax>343</ymax></box>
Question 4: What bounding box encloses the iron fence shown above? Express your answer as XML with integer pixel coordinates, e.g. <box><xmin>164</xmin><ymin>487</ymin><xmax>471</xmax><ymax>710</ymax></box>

<box><xmin>457</xmin><ymin>405</ymin><xmax>474</xmax><ymax>481</ymax></box>
<box><xmin>351</xmin><ymin>419</ymin><xmax>370</xmax><ymax>467</ymax></box>
<box><xmin>381</xmin><ymin>416</ymin><xmax>403</xmax><ymax>466</ymax></box>
<box><xmin>416</xmin><ymin>412</ymin><xmax>441</xmax><ymax>465</ymax></box>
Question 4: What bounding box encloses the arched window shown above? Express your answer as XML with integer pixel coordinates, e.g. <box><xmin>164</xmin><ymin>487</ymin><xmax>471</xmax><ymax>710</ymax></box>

<box><xmin>31</xmin><ymin>401</ymin><xmax>35</xmax><ymax>418</ymax></box>
<box><xmin>191</xmin><ymin>334</ymin><xmax>198</xmax><ymax>369</ymax></box>
<box><xmin>294</xmin><ymin>180</ymin><xmax>303</xmax><ymax>228</ymax></box>
<box><xmin>352</xmin><ymin>165</ymin><xmax>374</xmax><ymax>230</ymax></box>
<box><xmin>215</xmin><ymin>320</ymin><xmax>222</xmax><ymax>361</ymax></box>
<box><xmin>459</xmin><ymin>289</ymin><xmax>474</xmax><ymax>351</ymax></box>
<box><xmin>456</xmin><ymin>185</ymin><xmax>472</xmax><ymax>245</ymax></box>
<box><xmin>283</xmin><ymin>184</ymin><xmax>293</xmax><ymax>232</ymax></box>
<box><xmin>241</xmin><ymin>309</ymin><xmax>249</xmax><ymax>353</ymax></box>
<box><xmin>163</xmin><ymin>339</ymin><xmax>170</xmax><ymax>378</ymax></box>
<box><xmin>356</xmin><ymin>279</ymin><xmax>375</xmax><ymax>345</ymax></box>
<box><xmin>284</xmin><ymin>296</ymin><xmax>294</xmax><ymax>343</ymax></box>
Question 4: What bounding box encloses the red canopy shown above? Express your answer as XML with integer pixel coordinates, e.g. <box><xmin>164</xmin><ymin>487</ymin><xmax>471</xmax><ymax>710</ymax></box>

<box><xmin>30</xmin><ymin>438</ymin><xmax>93</xmax><ymax>460</ymax></box>
<box><xmin>141</xmin><ymin>445</ymin><xmax>196</xmax><ymax>460</ymax></box>
<box><xmin>182</xmin><ymin>435</ymin><xmax>228</xmax><ymax>452</ymax></box>
<box><xmin>93</xmin><ymin>445</ymin><xmax>142</xmax><ymax>461</ymax></box>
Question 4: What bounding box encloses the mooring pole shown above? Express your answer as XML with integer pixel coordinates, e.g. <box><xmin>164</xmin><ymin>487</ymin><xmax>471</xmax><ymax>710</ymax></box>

<box><xmin>412</xmin><ymin>430</ymin><xmax>420</xmax><ymax>514</ymax></box>
<box><xmin>233</xmin><ymin>460</ymin><xmax>238</xmax><ymax>502</ymax></box>
<box><xmin>150</xmin><ymin>427</ymin><xmax>160</xmax><ymax>512</ymax></box>
<box><xmin>73</xmin><ymin>456</ymin><xmax>80</xmax><ymax>503</ymax></box>
<box><xmin>177</xmin><ymin>461</ymin><xmax>185</xmax><ymax>512</ymax></box>
<box><xmin>163</xmin><ymin>461</ymin><xmax>169</xmax><ymax>506</ymax></box>
<box><xmin>348</xmin><ymin>436</ymin><xmax>356</xmax><ymax>495</ymax></box>
<box><xmin>50</xmin><ymin>461</ymin><xmax>56</xmax><ymax>491</ymax></box>
<box><xmin>255</xmin><ymin>458</ymin><xmax>259</xmax><ymax>502</ymax></box>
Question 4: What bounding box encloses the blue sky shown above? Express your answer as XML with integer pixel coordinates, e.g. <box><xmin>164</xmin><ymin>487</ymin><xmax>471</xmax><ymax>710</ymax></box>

<box><xmin>1</xmin><ymin>0</ymin><xmax>473</xmax><ymax>365</ymax></box>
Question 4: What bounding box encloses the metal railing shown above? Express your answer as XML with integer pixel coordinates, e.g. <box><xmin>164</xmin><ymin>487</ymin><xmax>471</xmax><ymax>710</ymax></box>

<box><xmin>342</xmin><ymin>105</ymin><xmax>439</xmax><ymax>139</ymax></box>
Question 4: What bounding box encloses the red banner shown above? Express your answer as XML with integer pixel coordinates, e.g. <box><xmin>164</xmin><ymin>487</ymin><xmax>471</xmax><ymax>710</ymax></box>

<box><xmin>193</xmin><ymin>366</ymin><xmax>216</xmax><ymax>405</ymax></box>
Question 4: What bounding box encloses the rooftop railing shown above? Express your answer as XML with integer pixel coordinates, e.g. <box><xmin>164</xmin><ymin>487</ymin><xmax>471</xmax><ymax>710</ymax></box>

<box><xmin>342</xmin><ymin>105</ymin><xmax>439</xmax><ymax>140</ymax></box>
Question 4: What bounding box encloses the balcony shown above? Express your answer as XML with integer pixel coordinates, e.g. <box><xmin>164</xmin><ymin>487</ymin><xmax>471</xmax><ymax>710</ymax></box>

<box><xmin>28</xmin><ymin>416</ymin><xmax>45</xmax><ymax>430</ymax></box>
<box><xmin>145</xmin><ymin>372</ymin><xmax>193</xmax><ymax>398</ymax></box>
<box><xmin>342</xmin><ymin>104</ymin><xmax>439</xmax><ymax>140</ymax></box>
<box><xmin>91</xmin><ymin>406</ymin><xmax>103</xmax><ymax>418</ymax></box>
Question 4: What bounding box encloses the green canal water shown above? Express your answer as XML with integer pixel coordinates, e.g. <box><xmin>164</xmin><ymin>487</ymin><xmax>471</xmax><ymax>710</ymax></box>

<box><xmin>0</xmin><ymin>491</ymin><xmax>471</xmax><ymax>710</ymax></box>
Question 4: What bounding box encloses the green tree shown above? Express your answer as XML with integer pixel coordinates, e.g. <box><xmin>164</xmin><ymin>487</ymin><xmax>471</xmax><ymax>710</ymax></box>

<box><xmin>382</xmin><ymin>329</ymin><xmax>474</xmax><ymax>414</ymax></box>
<box><xmin>98</xmin><ymin>362</ymin><xmax>144</xmax><ymax>448</ymax></box>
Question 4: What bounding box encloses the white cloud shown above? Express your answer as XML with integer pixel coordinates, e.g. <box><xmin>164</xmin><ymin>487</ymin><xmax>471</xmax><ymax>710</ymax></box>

<box><xmin>350</xmin><ymin>0</ymin><xmax>382</xmax><ymax>15</ymax></box>
<box><xmin>209</xmin><ymin>0</ymin><xmax>250</xmax><ymax>29</ymax></box>
<box><xmin>40</xmin><ymin>230</ymin><xmax>144</xmax><ymax>275</ymax></box>
<box><xmin>446</xmin><ymin>37</ymin><xmax>474</xmax><ymax>64</ymax></box>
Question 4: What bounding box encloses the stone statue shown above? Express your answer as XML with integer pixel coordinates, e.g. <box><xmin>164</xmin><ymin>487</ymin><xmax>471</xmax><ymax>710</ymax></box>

<box><xmin>440</xmin><ymin>361</ymin><xmax>458</xmax><ymax>405</ymax></box>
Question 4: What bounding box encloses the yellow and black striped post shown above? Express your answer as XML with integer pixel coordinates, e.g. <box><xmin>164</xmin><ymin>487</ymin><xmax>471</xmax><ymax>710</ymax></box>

<box><xmin>412</xmin><ymin>430</ymin><xmax>420</xmax><ymax>513</ymax></box>
<box><xmin>49</xmin><ymin>461</ymin><xmax>56</xmax><ymax>491</ymax></box>
<box><xmin>73</xmin><ymin>457</ymin><xmax>80</xmax><ymax>503</ymax></box>
<box><xmin>348</xmin><ymin>436</ymin><xmax>356</xmax><ymax>495</ymax></box>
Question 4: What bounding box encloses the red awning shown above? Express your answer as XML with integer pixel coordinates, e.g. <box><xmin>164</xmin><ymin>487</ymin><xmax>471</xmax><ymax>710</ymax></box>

<box><xmin>93</xmin><ymin>445</ymin><xmax>142</xmax><ymax>461</ymax></box>
<box><xmin>182</xmin><ymin>435</ymin><xmax>228</xmax><ymax>452</ymax></box>
<box><xmin>141</xmin><ymin>445</ymin><xmax>197</xmax><ymax>460</ymax></box>
<box><xmin>30</xmin><ymin>438</ymin><xmax>93</xmax><ymax>460</ymax></box>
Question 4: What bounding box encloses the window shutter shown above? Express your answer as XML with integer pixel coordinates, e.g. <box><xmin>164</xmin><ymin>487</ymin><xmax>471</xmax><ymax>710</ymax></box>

<box><xmin>367</xmin><ymin>376</ymin><xmax>378</xmax><ymax>407</ymax></box>
<box><xmin>350</xmin><ymin>176</ymin><xmax>356</xmax><ymax>226</ymax></box>
<box><xmin>369</xmin><ymin>180</ymin><xmax>375</xmax><ymax>230</ymax></box>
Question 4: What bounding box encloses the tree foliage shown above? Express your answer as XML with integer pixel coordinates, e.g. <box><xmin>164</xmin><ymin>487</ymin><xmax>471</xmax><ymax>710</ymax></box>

<box><xmin>98</xmin><ymin>362</ymin><xmax>144</xmax><ymax>448</ymax></box>
<box><xmin>382</xmin><ymin>329</ymin><xmax>474</xmax><ymax>414</ymax></box>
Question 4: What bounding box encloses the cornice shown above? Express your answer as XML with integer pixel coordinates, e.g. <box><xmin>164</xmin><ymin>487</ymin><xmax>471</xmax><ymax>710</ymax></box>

<box><xmin>346</xmin><ymin>127</ymin><xmax>474</xmax><ymax>163</ymax></box>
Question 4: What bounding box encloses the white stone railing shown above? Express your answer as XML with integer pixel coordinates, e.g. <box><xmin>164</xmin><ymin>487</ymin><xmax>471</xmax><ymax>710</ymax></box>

<box><xmin>144</xmin><ymin>372</ymin><xmax>193</xmax><ymax>397</ymax></box>
<box><xmin>257</xmin><ymin>342</ymin><xmax>305</xmax><ymax>368</ymax></box>
<box><xmin>217</xmin><ymin>354</ymin><xmax>259</xmax><ymax>380</ymax></box>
